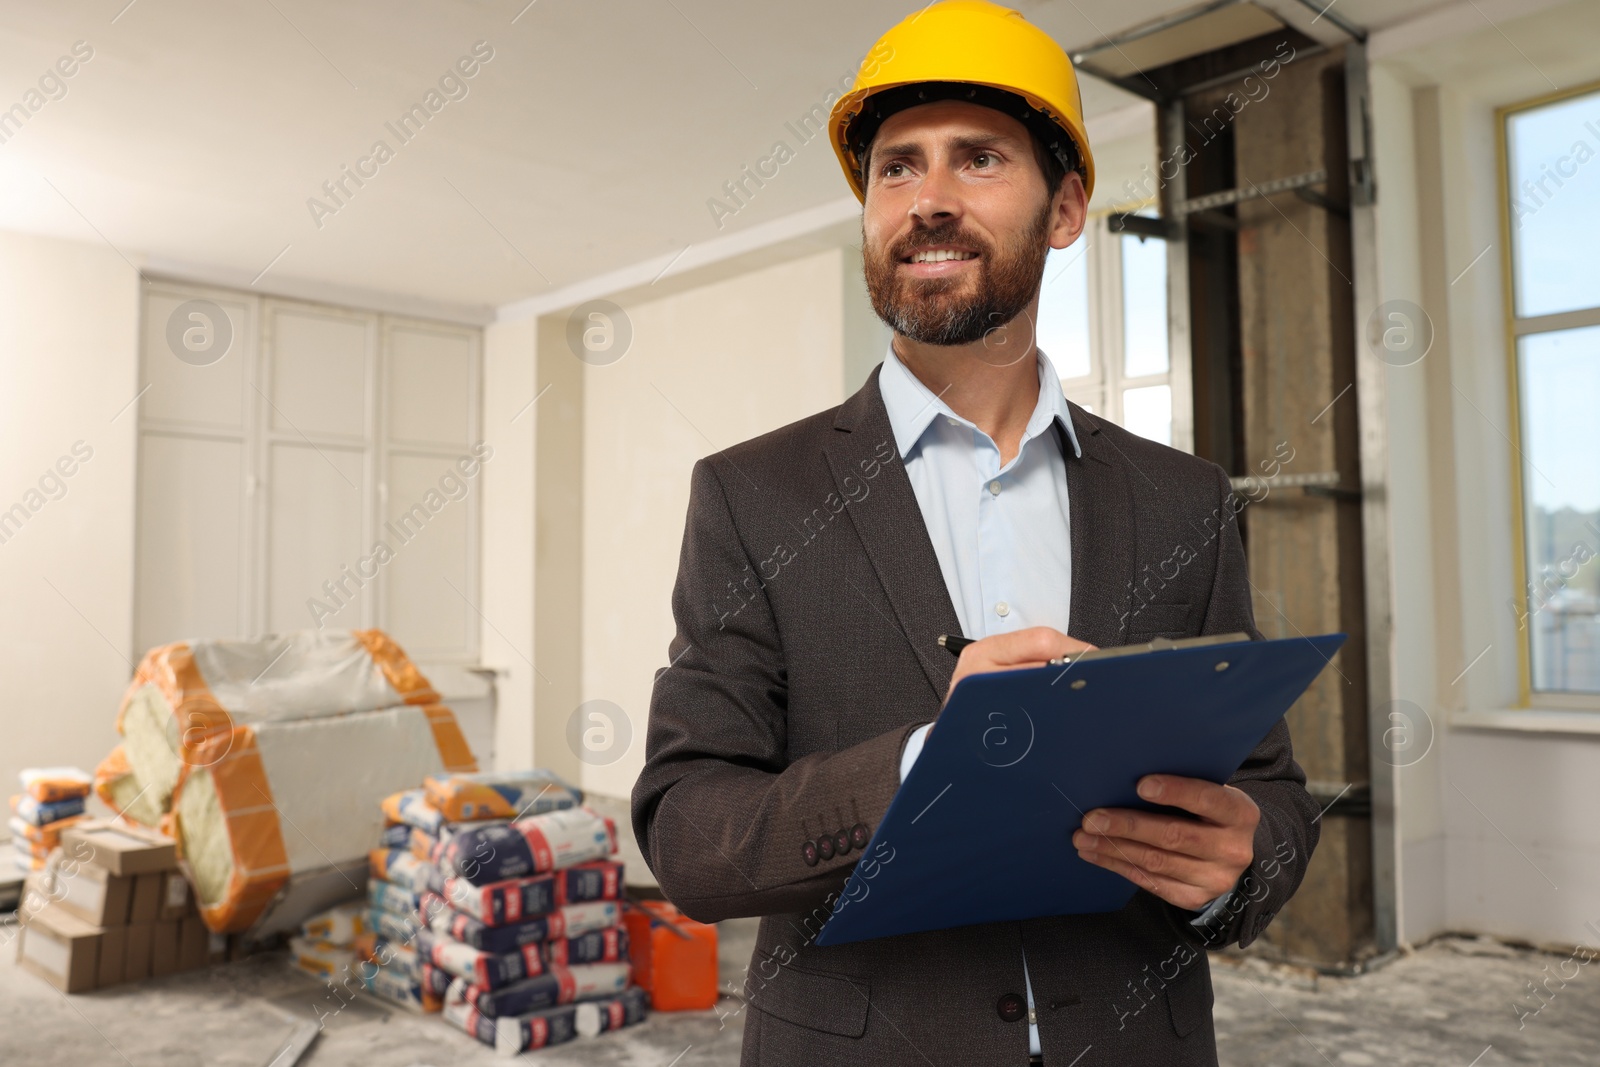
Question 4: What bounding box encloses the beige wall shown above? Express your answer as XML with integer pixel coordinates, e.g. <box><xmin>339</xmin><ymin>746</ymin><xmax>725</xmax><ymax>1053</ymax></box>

<box><xmin>0</xmin><ymin>230</ymin><xmax>139</xmax><ymax>809</ymax></box>
<box><xmin>576</xmin><ymin>248</ymin><xmax>847</xmax><ymax>799</ymax></box>
<box><xmin>481</xmin><ymin>315</ymin><xmax>537</xmax><ymax>772</ymax></box>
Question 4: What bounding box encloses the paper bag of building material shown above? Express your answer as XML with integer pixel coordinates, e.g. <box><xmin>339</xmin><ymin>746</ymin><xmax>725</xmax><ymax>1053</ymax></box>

<box><xmin>422</xmin><ymin>770</ymin><xmax>582</xmax><ymax>822</ymax></box>
<box><xmin>437</xmin><ymin>808</ymin><xmax>617</xmax><ymax>887</ymax></box>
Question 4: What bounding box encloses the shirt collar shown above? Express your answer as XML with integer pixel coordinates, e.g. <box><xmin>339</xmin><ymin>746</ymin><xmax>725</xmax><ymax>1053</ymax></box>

<box><xmin>879</xmin><ymin>342</ymin><xmax>1082</xmax><ymax>461</ymax></box>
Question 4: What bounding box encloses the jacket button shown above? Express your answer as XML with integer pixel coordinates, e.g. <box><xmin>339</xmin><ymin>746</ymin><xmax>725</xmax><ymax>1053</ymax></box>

<box><xmin>802</xmin><ymin>841</ymin><xmax>818</xmax><ymax>867</ymax></box>
<box><xmin>834</xmin><ymin>829</ymin><xmax>851</xmax><ymax>855</ymax></box>
<box><xmin>996</xmin><ymin>993</ymin><xmax>1026</xmax><ymax>1022</ymax></box>
<box><xmin>850</xmin><ymin>823</ymin><xmax>869</xmax><ymax>849</ymax></box>
<box><xmin>817</xmin><ymin>835</ymin><xmax>835</xmax><ymax>861</ymax></box>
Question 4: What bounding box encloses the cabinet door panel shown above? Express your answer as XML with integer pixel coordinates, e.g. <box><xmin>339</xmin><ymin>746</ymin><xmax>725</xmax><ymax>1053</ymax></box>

<box><xmin>267</xmin><ymin>442</ymin><xmax>366</xmax><ymax>633</ymax></box>
<box><xmin>387</xmin><ymin>324</ymin><xmax>474</xmax><ymax>447</ymax></box>
<box><xmin>382</xmin><ymin>452</ymin><xmax>472</xmax><ymax>657</ymax></box>
<box><xmin>140</xmin><ymin>291</ymin><xmax>251</xmax><ymax>430</ymax></box>
<box><xmin>135</xmin><ymin>434</ymin><xmax>247</xmax><ymax>650</ymax></box>
<box><xmin>267</xmin><ymin>306</ymin><xmax>370</xmax><ymax>439</ymax></box>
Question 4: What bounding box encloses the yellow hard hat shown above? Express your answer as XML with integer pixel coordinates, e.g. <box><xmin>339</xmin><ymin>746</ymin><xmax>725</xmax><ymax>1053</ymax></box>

<box><xmin>828</xmin><ymin>0</ymin><xmax>1094</xmax><ymax>203</ymax></box>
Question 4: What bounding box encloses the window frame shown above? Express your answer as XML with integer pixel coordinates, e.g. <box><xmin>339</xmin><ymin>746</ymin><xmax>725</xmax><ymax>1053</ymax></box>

<box><xmin>1497</xmin><ymin>77</ymin><xmax>1600</xmax><ymax>709</ymax></box>
<box><xmin>1052</xmin><ymin>211</ymin><xmax>1178</xmax><ymax>448</ymax></box>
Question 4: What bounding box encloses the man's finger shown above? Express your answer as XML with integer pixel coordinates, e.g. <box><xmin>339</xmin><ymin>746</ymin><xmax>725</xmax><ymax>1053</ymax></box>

<box><xmin>1075</xmin><ymin>848</ymin><xmax>1216</xmax><ymax>911</ymax></box>
<box><xmin>1075</xmin><ymin>832</ymin><xmax>1238</xmax><ymax>896</ymax></box>
<box><xmin>969</xmin><ymin>627</ymin><xmax>1094</xmax><ymax>667</ymax></box>
<box><xmin>1078</xmin><ymin>811</ymin><xmax>1231</xmax><ymax>862</ymax></box>
<box><xmin>1134</xmin><ymin>776</ymin><xmax>1258</xmax><ymax>826</ymax></box>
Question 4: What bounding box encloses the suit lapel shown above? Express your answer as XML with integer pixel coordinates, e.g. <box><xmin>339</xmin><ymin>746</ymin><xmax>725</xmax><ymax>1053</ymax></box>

<box><xmin>825</xmin><ymin>366</ymin><xmax>961</xmax><ymax>703</ymax></box>
<box><xmin>825</xmin><ymin>376</ymin><xmax>1138</xmax><ymax>693</ymax></box>
<box><xmin>1064</xmin><ymin>404</ymin><xmax>1139</xmax><ymax>649</ymax></box>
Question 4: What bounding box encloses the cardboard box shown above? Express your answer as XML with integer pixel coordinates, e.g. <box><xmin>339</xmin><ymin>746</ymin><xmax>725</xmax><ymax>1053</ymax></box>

<box><xmin>129</xmin><ymin>873</ymin><xmax>163</xmax><ymax>924</ymax></box>
<box><xmin>123</xmin><ymin>923</ymin><xmax>152</xmax><ymax>983</ymax></box>
<box><xmin>159</xmin><ymin>870</ymin><xmax>192</xmax><ymax>921</ymax></box>
<box><xmin>60</xmin><ymin>823</ymin><xmax>176</xmax><ymax>876</ymax></box>
<box><xmin>17</xmin><ymin>904</ymin><xmax>101</xmax><ymax>994</ymax></box>
<box><xmin>53</xmin><ymin>861</ymin><xmax>132</xmax><ymax>927</ymax></box>
<box><xmin>178</xmin><ymin>916</ymin><xmax>208</xmax><ymax>971</ymax></box>
<box><xmin>149</xmin><ymin>920</ymin><xmax>179</xmax><ymax>978</ymax></box>
<box><xmin>18</xmin><ymin>873</ymin><xmax>53</xmax><ymax>924</ymax></box>
<box><xmin>96</xmin><ymin>924</ymin><xmax>128</xmax><ymax>989</ymax></box>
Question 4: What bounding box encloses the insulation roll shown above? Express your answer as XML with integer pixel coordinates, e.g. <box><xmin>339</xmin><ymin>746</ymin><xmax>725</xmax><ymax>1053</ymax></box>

<box><xmin>118</xmin><ymin>630</ymin><xmax>443</xmax><ymax>815</ymax></box>
<box><xmin>172</xmin><ymin>702</ymin><xmax>475</xmax><ymax>934</ymax></box>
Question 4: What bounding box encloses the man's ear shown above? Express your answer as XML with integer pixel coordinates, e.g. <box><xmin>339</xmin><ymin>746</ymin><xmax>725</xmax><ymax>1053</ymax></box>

<box><xmin>1049</xmin><ymin>171</ymin><xmax>1089</xmax><ymax>251</ymax></box>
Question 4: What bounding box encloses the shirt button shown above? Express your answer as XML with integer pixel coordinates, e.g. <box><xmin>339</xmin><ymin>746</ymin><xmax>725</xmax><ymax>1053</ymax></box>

<box><xmin>988</xmin><ymin>480</ymin><xmax>1001</xmax><ymax>496</ymax></box>
<box><xmin>995</xmin><ymin>601</ymin><xmax>1010</xmax><ymax>617</ymax></box>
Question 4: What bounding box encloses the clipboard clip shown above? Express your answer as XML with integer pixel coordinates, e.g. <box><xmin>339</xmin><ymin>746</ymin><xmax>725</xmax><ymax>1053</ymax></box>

<box><xmin>1046</xmin><ymin>632</ymin><xmax>1249</xmax><ymax>668</ymax></box>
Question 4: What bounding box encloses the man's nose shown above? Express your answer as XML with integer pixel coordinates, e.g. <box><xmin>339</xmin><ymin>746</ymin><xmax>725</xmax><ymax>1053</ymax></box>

<box><xmin>910</xmin><ymin>163</ymin><xmax>962</xmax><ymax>226</ymax></box>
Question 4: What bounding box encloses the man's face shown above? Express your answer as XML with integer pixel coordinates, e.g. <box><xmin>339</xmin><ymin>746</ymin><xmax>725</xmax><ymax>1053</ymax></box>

<box><xmin>860</xmin><ymin>100</ymin><xmax>1083</xmax><ymax>348</ymax></box>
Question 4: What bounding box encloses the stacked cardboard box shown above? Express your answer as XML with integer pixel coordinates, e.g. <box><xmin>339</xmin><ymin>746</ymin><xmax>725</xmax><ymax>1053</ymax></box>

<box><xmin>16</xmin><ymin>820</ymin><xmax>216</xmax><ymax>992</ymax></box>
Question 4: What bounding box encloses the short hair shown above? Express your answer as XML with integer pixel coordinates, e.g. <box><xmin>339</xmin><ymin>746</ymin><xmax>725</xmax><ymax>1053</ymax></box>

<box><xmin>850</xmin><ymin>82</ymin><xmax>1082</xmax><ymax>202</ymax></box>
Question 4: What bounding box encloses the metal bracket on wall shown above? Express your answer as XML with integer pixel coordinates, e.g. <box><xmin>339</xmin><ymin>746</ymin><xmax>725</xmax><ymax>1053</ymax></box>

<box><xmin>1307</xmin><ymin>780</ymin><xmax>1372</xmax><ymax>819</ymax></box>
<box><xmin>1108</xmin><ymin>212</ymin><xmax>1181</xmax><ymax>241</ymax></box>
<box><xmin>1176</xmin><ymin>168</ymin><xmax>1338</xmax><ymax>218</ymax></box>
<box><xmin>1229</xmin><ymin>470</ymin><xmax>1359</xmax><ymax>502</ymax></box>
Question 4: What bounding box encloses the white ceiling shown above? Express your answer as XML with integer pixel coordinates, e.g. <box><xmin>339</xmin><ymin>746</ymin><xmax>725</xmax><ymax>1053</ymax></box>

<box><xmin>0</xmin><ymin>0</ymin><xmax>1463</xmax><ymax>316</ymax></box>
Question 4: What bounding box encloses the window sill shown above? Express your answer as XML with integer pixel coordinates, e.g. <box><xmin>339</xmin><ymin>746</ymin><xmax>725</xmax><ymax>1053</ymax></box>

<box><xmin>1452</xmin><ymin>708</ymin><xmax>1600</xmax><ymax>736</ymax></box>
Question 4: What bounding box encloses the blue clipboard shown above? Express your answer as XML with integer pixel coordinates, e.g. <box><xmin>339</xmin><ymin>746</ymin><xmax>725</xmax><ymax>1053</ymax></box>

<box><xmin>813</xmin><ymin>632</ymin><xmax>1346</xmax><ymax>947</ymax></box>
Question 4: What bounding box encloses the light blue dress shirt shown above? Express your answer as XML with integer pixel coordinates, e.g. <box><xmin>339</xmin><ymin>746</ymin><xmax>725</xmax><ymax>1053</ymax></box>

<box><xmin>879</xmin><ymin>344</ymin><xmax>1229</xmax><ymax>1056</ymax></box>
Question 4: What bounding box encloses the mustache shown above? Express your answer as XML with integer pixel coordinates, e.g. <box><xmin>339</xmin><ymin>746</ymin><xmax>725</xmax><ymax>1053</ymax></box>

<box><xmin>889</xmin><ymin>223</ymin><xmax>991</xmax><ymax>262</ymax></box>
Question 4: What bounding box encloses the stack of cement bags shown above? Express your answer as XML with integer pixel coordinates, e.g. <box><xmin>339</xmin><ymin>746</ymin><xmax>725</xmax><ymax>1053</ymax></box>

<box><xmin>9</xmin><ymin>768</ymin><xmax>92</xmax><ymax>871</ymax></box>
<box><xmin>360</xmin><ymin>773</ymin><xmax>651</xmax><ymax>1052</ymax></box>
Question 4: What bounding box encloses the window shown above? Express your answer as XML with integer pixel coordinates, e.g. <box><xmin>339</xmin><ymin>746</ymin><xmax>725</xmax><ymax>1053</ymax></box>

<box><xmin>136</xmin><ymin>281</ymin><xmax>484</xmax><ymax>663</ymax></box>
<box><xmin>1039</xmin><ymin>214</ymin><xmax>1174</xmax><ymax>446</ymax></box>
<box><xmin>1503</xmin><ymin>84</ymin><xmax>1600</xmax><ymax>698</ymax></box>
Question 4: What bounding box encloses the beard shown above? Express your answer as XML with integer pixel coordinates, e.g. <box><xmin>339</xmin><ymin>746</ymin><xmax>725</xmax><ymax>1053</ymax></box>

<box><xmin>863</xmin><ymin>202</ymin><xmax>1052</xmax><ymax>347</ymax></box>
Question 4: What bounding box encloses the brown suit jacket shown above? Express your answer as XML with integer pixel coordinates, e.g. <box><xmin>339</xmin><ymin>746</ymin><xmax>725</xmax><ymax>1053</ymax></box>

<box><xmin>632</xmin><ymin>365</ymin><xmax>1319</xmax><ymax>1066</ymax></box>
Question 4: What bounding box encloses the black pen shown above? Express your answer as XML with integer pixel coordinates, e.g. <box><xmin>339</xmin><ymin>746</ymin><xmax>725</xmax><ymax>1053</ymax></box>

<box><xmin>937</xmin><ymin>634</ymin><xmax>975</xmax><ymax>657</ymax></box>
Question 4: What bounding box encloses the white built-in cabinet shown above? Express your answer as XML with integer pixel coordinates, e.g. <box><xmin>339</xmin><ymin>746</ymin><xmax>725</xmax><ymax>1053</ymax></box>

<box><xmin>134</xmin><ymin>279</ymin><xmax>483</xmax><ymax>663</ymax></box>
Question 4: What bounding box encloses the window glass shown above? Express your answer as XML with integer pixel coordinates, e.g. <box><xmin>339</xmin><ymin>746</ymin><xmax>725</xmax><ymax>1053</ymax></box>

<box><xmin>1518</xmin><ymin>324</ymin><xmax>1600</xmax><ymax>693</ymax></box>
<box><xmin>1122</xmin><ymin>384</ymin><xmax>1172</xmax><ymax>446</ymax></box>
<box><xmin>1122</xmin><ymin>233</ymin><xmax>1169</xmax><ymax>378</ymax></box>
<box><xmin>1038</xmin><ymin>242</ymin><xmax>1092</xmax><ymax>379</ymax></box>
<box><xmin>1507</xmin><ymin>89</ymin><xmax>1600</xmax><ymax>318</ymax></box>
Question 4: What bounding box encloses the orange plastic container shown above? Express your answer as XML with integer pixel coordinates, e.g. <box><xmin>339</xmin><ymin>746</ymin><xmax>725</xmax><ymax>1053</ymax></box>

<box><xmin>624</xmin><ymin>900</ymin><xmax>719</xmax><ymax>1010</ymax></box>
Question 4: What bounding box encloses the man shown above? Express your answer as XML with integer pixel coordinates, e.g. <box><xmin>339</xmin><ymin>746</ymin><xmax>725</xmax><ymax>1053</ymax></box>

<box><xmin>632</xmin><ymin>3</ymin><xmax>1319</xmax><ymax>1064</ymax></box>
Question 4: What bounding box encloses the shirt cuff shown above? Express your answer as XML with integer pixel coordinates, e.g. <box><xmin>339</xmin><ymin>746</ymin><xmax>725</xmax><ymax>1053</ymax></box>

<box><xmin>1189</xmin><ymin>889</ymin><xmax>1234</xmax><ymax>926</ymax></box>
<box><xmin>898</xmin><ymin>723</ymin><xmax>933</xmax><ymax>783</ymax></box>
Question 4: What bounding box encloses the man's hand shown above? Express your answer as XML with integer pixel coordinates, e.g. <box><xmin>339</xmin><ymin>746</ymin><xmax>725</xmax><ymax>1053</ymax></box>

<box><xmin>945</xmin><ymin>627</ymin><xmax>1095</xmax><ymax>705</ymax></box>
<box><xmin>1072</xmin><ymin>775</ymin><xmax>1260</xmax><ymax>912</ymax></box>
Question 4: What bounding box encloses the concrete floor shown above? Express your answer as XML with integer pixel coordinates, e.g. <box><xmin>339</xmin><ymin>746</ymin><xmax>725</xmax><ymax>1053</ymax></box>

<box><xmin>2</xmin><ymin>919</ymin><xmax>1597</xmax><ymax>1066</ymax></box>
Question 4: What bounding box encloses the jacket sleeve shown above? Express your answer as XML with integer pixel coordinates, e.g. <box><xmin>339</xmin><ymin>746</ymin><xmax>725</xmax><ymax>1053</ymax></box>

<box><xmin>630</xmin><ymin>458</ymin><xmax>922</xmax><ymax>925</ymax></box>
<box><xmin>1191</xmin><ymin>463</ymin><xmax>1322</xmax><ymax>949</ymax></box>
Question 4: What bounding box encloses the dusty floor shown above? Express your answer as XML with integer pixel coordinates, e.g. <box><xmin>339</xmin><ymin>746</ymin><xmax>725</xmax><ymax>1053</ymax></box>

<box><xmin>1</xmin><ymin>919</ymin><xmax>1596</xmax><ymax>1066</ymax></box>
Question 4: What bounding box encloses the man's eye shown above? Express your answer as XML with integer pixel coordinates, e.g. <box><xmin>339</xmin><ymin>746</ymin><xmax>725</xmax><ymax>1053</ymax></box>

<box><xmin>883</xmin><ymin>162</ymin><xmax>906</xmax><ymax>178</ymax></box>
<box><xmin>973</xmin><ymin>153</ymin><xmax>992</xmax><ymax>168</ymax></box>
